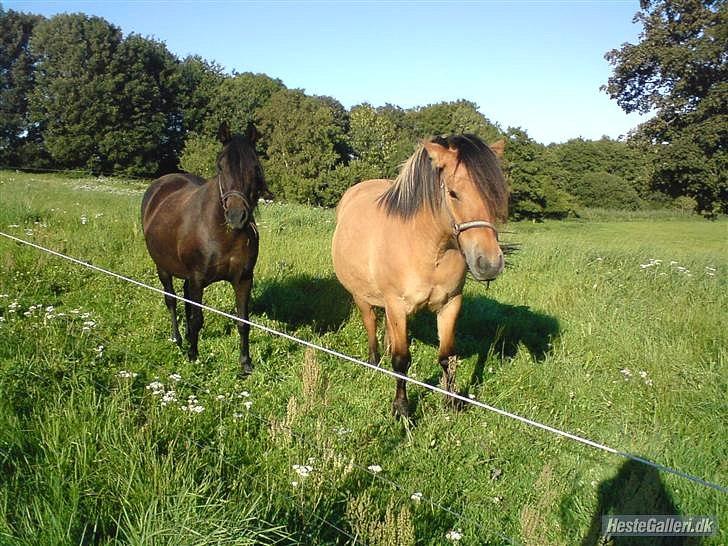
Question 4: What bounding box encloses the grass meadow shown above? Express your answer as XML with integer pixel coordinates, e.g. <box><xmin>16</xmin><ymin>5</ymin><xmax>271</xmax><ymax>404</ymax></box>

<box><xmin>0</xmin><ymin>170</ymin><xmax>726</xmax><ymax>545</ymax></box>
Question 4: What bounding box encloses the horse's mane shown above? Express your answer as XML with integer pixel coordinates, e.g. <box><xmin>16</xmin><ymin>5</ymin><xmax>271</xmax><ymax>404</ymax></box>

<box><xmin>377</xmin><ymin>134</ymin><xmax>508</xmax><ymax>222</ymax></box>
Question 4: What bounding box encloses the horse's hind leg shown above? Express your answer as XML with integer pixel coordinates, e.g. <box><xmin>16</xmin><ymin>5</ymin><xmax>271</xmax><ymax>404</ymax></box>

<box><xmin>385</xmin><ymin>301</ymin><xmax>410</xmax><ymax>419</ymax></box>
<box><xmin>157</xmin><ymin>268</ymin><xmax>182</xmax><ymax>347</ymax></box>
<box><xmin>183</xmin><ymin>278</ymin><xmax>204</xmax><ymax>361</ymax></box>
<box><xmin>234</xmin><ymin>276</ymin><xmax>253</xmax><ymax>376</ymax></box>
<box><xmin>437</xmin><ymin>295</ymin><xmax>462</xmax><ymax>399</ymax></box>
<box><xmin>354</xmin><ymin>296</ymin><xmax>380</xmax><ymax>365</ymax></box>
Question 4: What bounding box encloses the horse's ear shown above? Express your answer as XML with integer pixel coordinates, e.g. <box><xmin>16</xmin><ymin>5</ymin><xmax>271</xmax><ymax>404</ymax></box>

<box><xmin>423</xmin><ymin>140</ymin><xmax>457</xmax><ymax>169</ymax></box>
<box><xmin>489</xmin><ymin>139</ymin><xmax>505</xmax><ymax>159</ymax></box>
<box><xmin>218</xmin><ymin>121</ymin><xmax>232</xmax><ymax>144</ymax></box>
<box><xmin>246</xmin><ymin>122</ymin><xmax>259</xmax><ymax>144</ymax></box>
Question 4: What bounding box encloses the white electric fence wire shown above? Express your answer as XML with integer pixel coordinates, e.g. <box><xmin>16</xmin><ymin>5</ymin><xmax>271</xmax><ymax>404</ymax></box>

<box><xmin>1</xmin><ymin>231</ymin><xmax>726</xmax><ymax>495</ymax></box>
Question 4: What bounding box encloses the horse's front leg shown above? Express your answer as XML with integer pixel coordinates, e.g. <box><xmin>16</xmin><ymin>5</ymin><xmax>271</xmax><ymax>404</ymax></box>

<box><xmin>385</xmin><ymin>301</ymin><xmax>410</xmax><ymax>419</ymax></box>
<box><xmin>437</xmin><ymin>294</ymin><xmax>462</xmax><ymax>396</ymax></box>
<box><xmin>233</xmin><ymin>276</ymin><xmax>253</xmax><ymax>376</ymax></box>
<box><xmin>354</xmin><ymin>296</ymin><xmax>380</xmax><ymax>365</ymax></box>
<box><xmin>157</xmin><ymin>268</ymin><xmax>182</xmax><ymax>347</ymax></box>
<box><xmin>184</xmin><ymin>279</ymin><xmax>204</xmax><ymax>361</ymax></box>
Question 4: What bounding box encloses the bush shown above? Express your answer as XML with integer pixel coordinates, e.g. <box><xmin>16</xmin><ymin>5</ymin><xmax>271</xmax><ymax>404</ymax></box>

<box><xmin>671</xmin><ymin>195</ymin><xmax>698</xmax><ymax>214</ymax></box>
<box><xmin>572</xmin><ymin>171</ymin><xmax>641</xmax><ymax>210</ymax></box>
<box><xmin>178</xmin><ymin>133</ymin><xmax>218</xmax><ymax>178</ymax></box>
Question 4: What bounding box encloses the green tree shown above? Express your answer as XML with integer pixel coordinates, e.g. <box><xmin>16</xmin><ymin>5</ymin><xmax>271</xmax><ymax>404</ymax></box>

<box><xmin>30</xmin><ymin>13</ymin><xmax>186</xmax><ymax>176</ymax></box>
<box><xmin>505</xmin><ymin>127</ymin><xmax>575</xmax><ymax>220</ymax></box>
<box><xmin>546</xmin><ymin>137</ymin><xmax>652</xmax><ymax>200</ymax></box>
<box><xmin>0</xmin><ymin>8</ymin><xmax>46</xmax><ymax>166</ymax></box>
<box><xmin>102</xmin><ymin>33</ymin><xmax>183</xmax><ymax>176</ymax></box>
<box><xmin>257</xmin><ymin>89</ymin><xmax>346</xmax><ymax>204</ymax></box>
<box><xmin>408</xmin><ymin>100</ymin><xmax>502</xmax><ymax>143</ymax></box>
<box><xmin>29</xmin><ymin>13</ymin><xmax>122</xmax><ymax>171</ymax></box>
<box><xmin>572</xmin><ymin>171</ymin><xmax>642</xmax><ymax>210</ymax></box>
<box><xmin>203</xmin><ymin>72</ymin><xmax>284</xmax><ymax>136</ymax></box>
<box><xmin>178</xmin><ymin>55</ymin><xmax>225</xmax><ymax>135</ymax></box>
<box><xmin>604</xmin><ymin>0</ymin><xmax>727</xmax><ymax>214</ymax></box>
<box><xmin>348</xmin><ymin>103</ymin><xmax>399</xmax><ymax>177</ymax></box>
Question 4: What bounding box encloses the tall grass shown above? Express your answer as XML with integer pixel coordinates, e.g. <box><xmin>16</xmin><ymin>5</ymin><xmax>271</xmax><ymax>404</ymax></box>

<box><xmin>0</xmin><ymin>170</ymin><xmax>726</xmax><ymax>545</ymax></box>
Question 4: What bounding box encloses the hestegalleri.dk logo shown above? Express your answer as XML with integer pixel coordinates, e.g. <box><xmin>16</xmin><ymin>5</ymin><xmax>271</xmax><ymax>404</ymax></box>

<box><xmin>602</xmin><ymin>515</ymin><xmax>717</xmax><ymax>537</ymax></box>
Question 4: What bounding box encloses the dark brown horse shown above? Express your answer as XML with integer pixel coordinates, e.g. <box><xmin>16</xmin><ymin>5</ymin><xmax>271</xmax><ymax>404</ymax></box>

<box><xmin>141</xmin><ymin>122</ymin><xmax>271</xmax><ymax>374</ymax></box>
<box><xmin>332</xmin><ymin>134</ymin><xmax>508</xmax><ymax>417</ymax></box>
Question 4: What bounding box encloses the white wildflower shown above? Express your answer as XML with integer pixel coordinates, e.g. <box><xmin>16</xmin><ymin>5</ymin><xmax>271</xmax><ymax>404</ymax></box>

<box><xmin>410</xmin><ymin>492</ymin><xmax>423</xmax><ymax>503</ymax></box>
<box><xmin>146</xmin><ymin>381</ymin><xmax>165</xmax><ymax>395</ymax></box>
<box><xmin>367</xmin><ymin>464</ymin><xmax>382</xmax><ymax>474</ymax></box>
<box><xmin>168</xmin><ymin>373</ymin><xmax>182</xmax><ymax>382</ymax></box>
<box><xmin>243</xmin><ymin>400</ymin><xmax>252</xmax><ymax>410</ymax></box>
<box><xmin>446</xmin><ymin>529</ymin><xmax>463</xmax><ymax>542</ymax></box>
<box><xmin>293</xmin><ymin>464</ymin><xmax>313</xmax><ymax>478</ymax></box>
<box><xmin>117</xmin><ymin>370</ymin><xmax>138</xmax><ymax>379</ymax></box>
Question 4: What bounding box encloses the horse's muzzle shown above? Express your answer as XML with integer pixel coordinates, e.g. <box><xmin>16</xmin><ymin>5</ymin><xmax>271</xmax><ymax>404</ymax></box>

<box><xmin>464</xmin><ymin>250</ymin><xmax>504</xmax><ymax>281</ymax></box>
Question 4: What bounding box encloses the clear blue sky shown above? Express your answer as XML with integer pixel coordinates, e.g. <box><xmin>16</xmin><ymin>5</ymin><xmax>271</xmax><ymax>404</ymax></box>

<box><xmin>5</xmin><ymin>0</ymin><xmax>649</xmax><ymax>144</ymax></box>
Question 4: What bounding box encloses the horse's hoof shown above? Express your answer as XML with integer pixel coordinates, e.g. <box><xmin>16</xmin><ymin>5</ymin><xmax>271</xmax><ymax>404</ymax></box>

<box><xmin>239</xmin><ymin>357</ymin><xmax>254</xmax><ymax>377</ymax></box>
<box><xmin>392</xmin><ymin>399</ymin><xmax>410</xmax><ymax>419</ymax></box>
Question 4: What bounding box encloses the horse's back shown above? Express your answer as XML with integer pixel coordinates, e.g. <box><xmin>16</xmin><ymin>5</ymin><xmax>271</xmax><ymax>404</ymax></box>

<box><xmin>141</xmin><ymin>173</ymin><xmax>204</xmax><ymax>229</ymax></box>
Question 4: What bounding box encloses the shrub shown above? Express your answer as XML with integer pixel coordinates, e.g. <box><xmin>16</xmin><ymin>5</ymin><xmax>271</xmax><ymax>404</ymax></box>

<box><xmin>178</xmin><ymin>133</ymin><xmax>218</xmax><ymax>178</ymax></box>
<box><xmin>572</xmin><ymin>171</ymin><xmax>641</xmax><ymax>210</ymax></box>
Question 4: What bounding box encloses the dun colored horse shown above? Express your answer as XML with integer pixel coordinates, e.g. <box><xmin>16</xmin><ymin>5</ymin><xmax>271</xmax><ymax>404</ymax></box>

<box><xmin>332</xmin><ymin>134</ymin><xmax>508</xmax><ymax>417</ymax></box>
<box><xmin>141</xmin><ymin>122</ymin><xmax>271</xmax><ymax>374</ymax></box>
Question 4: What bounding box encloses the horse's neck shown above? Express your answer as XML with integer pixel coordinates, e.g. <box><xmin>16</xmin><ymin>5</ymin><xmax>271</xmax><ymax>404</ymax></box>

<box><xmin>201</xmin><ymin>178</ymin><xmax>225</xmax><ymax>220</ymax></box>
<box><xmin>415</xmin><ymin>207</ymin><xmax>458</xmax><ymax>256</ymax></box>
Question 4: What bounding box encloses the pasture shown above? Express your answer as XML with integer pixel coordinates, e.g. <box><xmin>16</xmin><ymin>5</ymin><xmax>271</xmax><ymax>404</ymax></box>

<box><xmin>0</xmin><ymin>170</ymin><xmax>725</xmax><ymax>545</ymax></box>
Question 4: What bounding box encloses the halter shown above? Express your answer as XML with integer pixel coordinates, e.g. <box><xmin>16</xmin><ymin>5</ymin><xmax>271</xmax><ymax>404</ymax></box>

<box><xmin>440</xmin><ymin>179</ymin><xmax>499</xmax><ymax>243</ymax></box>
<box><xmin>218</xmin><ymin>174</ymin><xmax>250</xmax><ymax>214</ymax></box>
<box><xmin>453</xmin><ymin>220</ymin><xmax>499</xmax><ymax>241</ymax></box>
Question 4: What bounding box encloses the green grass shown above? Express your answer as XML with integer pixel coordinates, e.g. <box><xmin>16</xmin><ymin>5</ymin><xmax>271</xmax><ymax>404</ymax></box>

<box><xmin>0</xmin><ymin>170</ymin><xmax>726</xmax><ymax>545</ymax></box>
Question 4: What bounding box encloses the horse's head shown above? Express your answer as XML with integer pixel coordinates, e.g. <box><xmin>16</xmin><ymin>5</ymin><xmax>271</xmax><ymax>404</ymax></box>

<box><xmin>216</xmin><ymin>121</ymin><xmax>272</xmax><ymax>230</ymax></box>
<box><xmin>424</xmin><ymin>135</ymin><xmax>508</xmax><ymax>282</ymax></box>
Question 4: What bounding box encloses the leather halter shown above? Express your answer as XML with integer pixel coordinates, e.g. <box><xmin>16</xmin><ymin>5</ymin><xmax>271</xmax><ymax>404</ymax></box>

<box><xmin>218</xmin><ymin>174</ymin><xmax>250</xmax><ymax>214</ymax></box>
<box><xmin>440</xmin><ymin>179</ymin><xmax>499</xmax><ymax>242</ymax></box>
<box><xmin>453</xmin><ymin>220</ymin><xmax>499</xmax><ymax>241</ymax></box>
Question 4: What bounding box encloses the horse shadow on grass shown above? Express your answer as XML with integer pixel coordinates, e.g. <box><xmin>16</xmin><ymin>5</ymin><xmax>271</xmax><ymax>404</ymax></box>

<box><xmin>571</xmin><ymin>460</ymin><xmax>697</xmax><ymax>545</ymax></box>
<box><xmin>251</xmin><ymin>273</ymin><xmax>353</xmax><ymax>334</ymax></box>
<box><xmin>407</xmin><ymin>295</ymin><xmax>560</xmax><ymax>414</ymax></box>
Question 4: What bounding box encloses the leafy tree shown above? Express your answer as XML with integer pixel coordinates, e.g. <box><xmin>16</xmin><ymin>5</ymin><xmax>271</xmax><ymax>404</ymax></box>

<box><xmin>408</xmin><ymin>100</ymin><xmax>502</xmax><ymax>144</ymax></box>
<box><xmin>102</xmin><ymin>33</ymin><xmax>183</xmax><ymax>176</ymax></box>
<box><xmin>256</xmin><ymin>89</ymin><xmax>346</xmax><ymax>204</ymax></box>
<box><xmin>546</xmin><ymin>137</ymin><xmax>652</xmax><ymax>199</ymax></box>
<box><xmin>604</xmin><ymin>0</ymin><xmax>727</xmax><ymax>214</ymax></box>
<box><xmin>29</xmin><ymin>13</ymin><xmax>186</xmax><ymax>176</ymax></box>
<box><xmin>203</xmin><ymin>72</ymin><xmax>284</xmax><ymax>136</ymax></box>
<box><xmin>505</xmin><ymin>127</ymin><xmax>575</xmax><ymax>219</ymax></box>
<box><xmin>29</xmin><ymin>13</ymin><xmax>123</xmax><ymax>171</ymax></box>
<box><xmin>178</xmin><ymin>55</ymin><xmax>225</xmax><ymax>135</ymax></box>
<box><xmin>572</xmin><ymin>171</ymin><xmax>642</xmax><ymax>210</ymax></box>
<box><xmin>348</xmin><ymin>103</ymin><xmax>400</xmax><ymax>177</ymax></box>
<box><xmin>0</xmin><ymin>8</ymin><xmax>46</xmax><ymax>166</ymax></box>
<box><xmin>179</xmin><ymin>132</ymin><xmax>218</xmax><ymax>178</ymax></box>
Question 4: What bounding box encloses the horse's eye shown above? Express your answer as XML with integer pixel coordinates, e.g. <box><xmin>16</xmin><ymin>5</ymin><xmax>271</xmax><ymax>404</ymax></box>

<box><xmin>448</xmin><ymin>190</ymin><xmax>459</xmax><ymax>200</ymax></box>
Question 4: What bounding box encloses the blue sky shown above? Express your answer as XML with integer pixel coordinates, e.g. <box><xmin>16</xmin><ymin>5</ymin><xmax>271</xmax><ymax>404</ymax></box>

<box><xmin>5</xmin><ymin>0</ymin><xmax>650</xmax><ymax>144</ymax></box>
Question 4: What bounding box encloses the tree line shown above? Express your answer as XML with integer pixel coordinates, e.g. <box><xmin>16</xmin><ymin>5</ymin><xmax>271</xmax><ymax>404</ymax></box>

<box><xmin>1</xmin><ymin>4</ymin><xmax>724</xmax><ymax>217</ymax></box>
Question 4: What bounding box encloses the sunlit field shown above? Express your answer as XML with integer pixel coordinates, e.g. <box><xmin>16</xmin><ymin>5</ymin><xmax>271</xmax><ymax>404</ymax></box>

<box><xmin>1</xmin><ymin>171</ymin><xmax>726</xmax><ymax>545</ymax></box>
